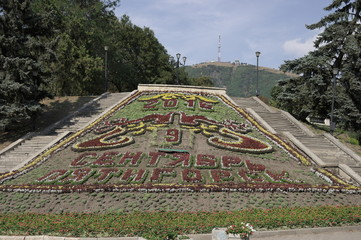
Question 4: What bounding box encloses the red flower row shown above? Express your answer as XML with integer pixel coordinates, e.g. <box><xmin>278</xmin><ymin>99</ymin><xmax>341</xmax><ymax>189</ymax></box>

<box><xmin>70</xmin><ymin>152</ymin><xmax>143</xmax><ymax>167</ymax></box>
<box><xmin>68</xmin><ymin>151</ymin><xmax>274</xmax><ymax>170</ymax></box>
<box><xmin>36</xmin><ymin>168</ymin><xmax>241</xmax><ymax>184</ymax></box>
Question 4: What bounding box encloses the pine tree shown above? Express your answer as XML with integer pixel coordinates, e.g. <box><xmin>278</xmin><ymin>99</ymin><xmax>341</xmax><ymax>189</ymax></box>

<box><xmin>0</xmin><ymin>0</ymin><xmax>56</xmax><ymax>130</ymax></box>
<box><xmin>274</xmin><ymin>0</ymin><xmax>361</xmax><ymax>142</ymax></box>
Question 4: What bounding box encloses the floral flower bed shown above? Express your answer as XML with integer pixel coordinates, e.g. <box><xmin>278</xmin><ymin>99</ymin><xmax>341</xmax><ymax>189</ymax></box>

<box><xmin>0</xmin><ymin>206</ymin><xmax>361</xmax><ymax>238</ymax></box>
<box><xmin>0</xmin><ymin>90</ymin><xmax>359</xmax><ymax>193</ymax></box>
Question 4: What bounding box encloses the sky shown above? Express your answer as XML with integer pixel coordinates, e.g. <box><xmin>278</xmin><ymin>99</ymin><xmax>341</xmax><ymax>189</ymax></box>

<box><xmin>115</xmin><ymin>0</ymin><xmax>330</xmax><ymax>69</ymax></box>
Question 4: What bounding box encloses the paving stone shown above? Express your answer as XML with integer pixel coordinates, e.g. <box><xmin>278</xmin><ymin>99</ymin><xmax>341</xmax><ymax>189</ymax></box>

<box><xmin>24</xmin><ymin>236</ymin><xmax>45</xmax><ymax>240</ymax></box>
<box><xmin>44</xmin><ymin>236</ymin><xmax>65</xmax><ymax>240</ymax></box>
<box><xmin>0</xmin><ymin>237</ymin><xmax>26</xmax><ymax>240</ymax></box>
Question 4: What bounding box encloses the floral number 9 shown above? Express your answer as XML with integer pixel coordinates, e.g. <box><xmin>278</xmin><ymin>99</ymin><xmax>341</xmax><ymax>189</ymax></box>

<box><xmin>165</xmin><ymin>129</ymin><xmax>180</xmax><ymax>143</ymax></box>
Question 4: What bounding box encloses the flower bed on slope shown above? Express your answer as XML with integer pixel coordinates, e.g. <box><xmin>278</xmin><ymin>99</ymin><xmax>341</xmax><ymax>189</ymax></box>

<box><xmin>0</xmin><ymin>90</ymin><xmax>359</xmax><ymax>193</ymax></box>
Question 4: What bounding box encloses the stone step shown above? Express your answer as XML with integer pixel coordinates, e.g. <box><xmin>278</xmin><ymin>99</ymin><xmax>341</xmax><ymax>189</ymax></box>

<box><xmin>315</xmin><ymin>152</ymin><xmax>350</xmax><ymax>158</ymax></box>
<box><xmin>21</xmin><ymin>139</ymin><xmax>53</xmax><ymax>144</ymax></box>
<box><xmin>352</xmin><ymin>167</ymin><xmax>361</xmax><ymax>175</ymax></box>
<box><xmin>9</xmin><ymin>151</ymin><xmax>42</xmax><ymax>156</ymax></box>
<box><xmin>0</xmin><ymin>158</ymin><xmax>25</xmax><ymax>163</ymax></box>
<box><xmin>16</xmin><ymin>146</ymin><xmax>47</xmax><ymax>151</ymax></box>
<box><xmin>0</xmin><ymin>156</ymin><xmax>27</xmax><ymax>161</ymax></box>
<box><xmin>18</xmin><ymin>143</ymin><xmax>49</xmax><ymax>148</ymax></box>
<box><xmin>232</xmin><ymin>98</ymin><xmax>268</xmax><ymax>112</ymax></box>
<box><xmin>15</xmin><ymin>144</ymin><xmax>44</xmax><ymax>148</ymax></box>
<box><xmin>8</xmin><ymin>152</ymin><xmax>40</xmax><ymax>156</ymax></box>
<box><xmin>296</xmin><ymin>138</ymin><xmax>329</xmax><ymax>144</ymax></box>
<box><xmin>312</xmin><ymin>150</ymin><xmax>346</xmax><ymax>155</ymax></box>
<box><xmin>315</xmin><ymin>149</ymin><xmax>351</xmax><ymax>154</ymax></box>
<box><xmin>31</xmin><ymin>136</ymin><xmax>55</xmax><ymax>140</ymax></box>
<box><xmin>3</xmin><ymin>151</ymin><xmax>32</xmax><ymax>155</ymax></box>
<box><xmin>298</xmin><ymin>138</ymin><xmax>329</xmax><ymax>143</ymax></box>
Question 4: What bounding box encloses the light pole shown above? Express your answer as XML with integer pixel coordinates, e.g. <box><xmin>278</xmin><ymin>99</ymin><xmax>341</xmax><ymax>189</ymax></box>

<box><xmin>170</xmin><ymin>53</ymin><xmax>187</xmax><ymax>85</ymax></box>
<box><xmin>255</xmin><ymin>51</ymin><xmax>261</xmax><ymax>96</ymax></box>
<box><xmin>330</xmin><ymin>67</ymin><xmax>338</xmax><ymax>135</ymax></box>
<box><xmin>104</xmin><ymin>46</ymin><xmax>109</xmax><ymax>92</ymax></box>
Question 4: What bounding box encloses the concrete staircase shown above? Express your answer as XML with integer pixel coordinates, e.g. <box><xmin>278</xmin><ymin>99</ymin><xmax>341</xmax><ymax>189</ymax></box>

<box><xmin>232</xmin><ymin>97</ymin><xmax>312</xmax><ymax>137</ymax></box>
<box><xmin>0</xmin><ymin>92</ymin><xmax>130</xmax><ymax>173</ymax></box>
<box><xmin>232</xmin><ymin>96</ymin><xmax>361</xmax><ymax>184</ymax></box>
<box><xmin>232</xmin><ymin>97</ymin><xmax>270</xmax><ymax>113</ymax></box>
<box><xmin>257</xmin><ymin>112</ymin><xmax>309</xmax><ymax>137</ymax></box>
<box><xmin>296</xmin><ymin>135</ymin><xmax>357</xmax><ymax>166</ymax></box>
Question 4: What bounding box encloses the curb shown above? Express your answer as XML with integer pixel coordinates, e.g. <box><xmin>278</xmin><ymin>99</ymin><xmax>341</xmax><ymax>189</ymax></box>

<box><xmin>2</xmin><ymin>226</ymin><xmax>361</xmax><ymax>240</ymax></box>
<box><xmin>252</xmin><ymin>225</ymin><xmax>361</xmax><ymax>238</ymax></box>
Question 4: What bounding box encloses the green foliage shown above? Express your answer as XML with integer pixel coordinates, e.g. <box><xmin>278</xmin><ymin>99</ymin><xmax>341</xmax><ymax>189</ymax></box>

<box><xmin>188</xmin><ymin>76</ymin><xmax>214</xmax><ymax>87</ymax></box>
<box><xmin>0</xmin><ymin>0</ymin><xmax>57</xmax><ymax>131</ymax></box>
<box><xmin>109</xmin><ymin>15</ymin><xmax>176</xmax><ymax>92</ymax></box>
<box><xmin>0</xmin><ymin>0</ymin><xmax>180</xmax><ymax>131</ymax></box>
<box><xmin>32</xmin><ymin>1</ymin><xmax>176</xmax><ymax>95</ymax></box>
<box><xmin>349</xmin><ymin>138</ymin><xmax>359</xmax><ymax>145</ymax></box>
<box><xmin>273</xmin><ymin>0</ymin><xmax>361</xmax><ymax>142</ymax></box>
<box><xmin>33</xmin><ymin>0</ymin><xmax>120</xmax><ymax>96</ymax></box>
<box><xmin>186</xmin><ymin>64</ymin><xmax>290</xmax><ymax>98</ymax></box>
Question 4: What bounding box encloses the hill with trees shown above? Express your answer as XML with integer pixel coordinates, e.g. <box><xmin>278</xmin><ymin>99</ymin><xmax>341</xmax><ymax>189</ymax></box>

<box><xmin>186</xmin><ymin>62</ymin><xmax>295</xmax><ymax>98</ymax></box>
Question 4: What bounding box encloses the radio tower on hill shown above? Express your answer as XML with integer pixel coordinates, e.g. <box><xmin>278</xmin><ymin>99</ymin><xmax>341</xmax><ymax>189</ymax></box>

<box><xmin>218</xmin><ymin>35</ymin><xmax>221</xmax><ymax>62</ymax></box>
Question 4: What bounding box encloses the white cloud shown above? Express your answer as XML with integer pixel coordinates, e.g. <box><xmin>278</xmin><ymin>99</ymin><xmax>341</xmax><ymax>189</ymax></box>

<box><xmin>116</xmin><ymin>0</ymin><xmax>327</xmax><ymax>68</ymax></box>
<box><xmin>282</xmin><ymin>35</ymin><xmax>317</xmax><ymax>57</ymax></box>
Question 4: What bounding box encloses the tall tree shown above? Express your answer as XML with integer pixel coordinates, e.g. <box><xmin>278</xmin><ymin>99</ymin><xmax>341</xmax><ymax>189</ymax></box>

<box><xmin>107</xmin><ymin>15</ymin><xmax>177</xmax><ymax>92</ymax></box>
<box><xmin>0</xmin><ymin>0</ymin><xmax>56</xmax><ymax>130</ymax></box>
<box><xmin>33</xmin><ymin>1</ymin><xmax>178</xmax><ymax>95</ymax></box>
<box><xmin>33</xmin><ymin>0</ymin><xmax>120</xmax><ymax>96</ymax></box>
<box><xmin>273</xmin><ymin>0</ymin><xmax>361</xmax><ymax>142</ymax></box>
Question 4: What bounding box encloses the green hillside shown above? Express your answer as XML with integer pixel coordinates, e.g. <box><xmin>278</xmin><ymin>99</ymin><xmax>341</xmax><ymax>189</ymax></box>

<box><xmin>186</xmin><ymin>62</ymin><xmax>294</xmax><ymax>98</ymax></box>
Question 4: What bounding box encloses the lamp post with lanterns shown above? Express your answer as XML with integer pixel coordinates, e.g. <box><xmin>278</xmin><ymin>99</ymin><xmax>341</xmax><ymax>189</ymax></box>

<box><xmin>104</xmin><ymin>46</ymin><xmax>109</xmax><ymax>92</ymax></box>
<box><xmin>255</xmin><ymin>51</ymin><xmax>261</xmax><ymax>97</ymax></box>
<box><xmin>169</xmin><ymin>53</ymin><xmax>187</xmax><ymax>85</ymax></box>
<box><xmin>330</xmin><ymin>67</ymin><xmax>338</xmax><ymax>135</ymax></box>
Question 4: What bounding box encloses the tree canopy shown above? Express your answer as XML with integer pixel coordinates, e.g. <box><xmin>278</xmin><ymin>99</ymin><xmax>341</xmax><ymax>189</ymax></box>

<box><xmin>273</xmin><ymin>0</ymin><xmax>361</xmax><ymax>142</ymax></box>
<box><xmin>1</xmin><ymin>0</ymin><xmax>197</xmax><ymax>132</ymax></box>
<box><xmin>0</xmin><ymin>0</ymin><xmax>57</xmax><ymax>130</ymax></box>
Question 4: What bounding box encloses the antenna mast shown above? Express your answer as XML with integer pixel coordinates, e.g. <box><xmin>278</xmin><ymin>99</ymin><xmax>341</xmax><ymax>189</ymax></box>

<box><xmin>218</xmin><ymin>35</ymin><xmax>221</xmax><ymax>62</ymax></box>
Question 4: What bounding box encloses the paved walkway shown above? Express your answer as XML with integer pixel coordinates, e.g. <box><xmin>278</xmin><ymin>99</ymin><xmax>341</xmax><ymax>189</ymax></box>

<box><xmin>1</xmin><ymin>226</ymin><xmax>361</xmax><ymax>240</ymax></box>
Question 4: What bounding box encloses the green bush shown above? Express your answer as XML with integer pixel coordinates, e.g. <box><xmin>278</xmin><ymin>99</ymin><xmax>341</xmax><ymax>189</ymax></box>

<box><xmin>348</xmin><ymin>138</ymin><xmax>359</xmax><ymax>145</ymax></box>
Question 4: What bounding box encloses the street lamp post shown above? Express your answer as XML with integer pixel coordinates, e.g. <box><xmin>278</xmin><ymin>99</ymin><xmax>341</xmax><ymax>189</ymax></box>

<box><xmin>330</xmin><ymin>67</ymin><xmax>338</xmax><ymax>135</ymax></box>
<box><xmin>170</xmin><ymin>53</ymin><xmax>187</xmax><ymax>85</ymax></box>
<box><xmin>104</xmin><ymin>46</ymin><xmax>109</xmax><ymax>92</ymax></box>
<box><xmin>255</xmin><ymin>51</ymin><xmax>261</xmax><ymax>97</ymax></box>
